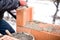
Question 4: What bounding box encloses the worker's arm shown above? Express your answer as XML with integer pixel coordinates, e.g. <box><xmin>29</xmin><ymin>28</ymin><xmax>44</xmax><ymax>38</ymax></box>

<box><xmin>0</xmin><ymin>0</ymin><xmax>27</xmax><ymax>19</ymax></box>
<box><xmin>6</xmin><ymin>0</ymin><xmax>27</xmax><ymax>19</ymax></box>
<box><xmin>0</xmin><ymin>0</ymin><xmax>20</xmax><ymax>11</ymax></box>
<box><xmin>0</xmin><ymin>0</ymin><xmax>27</xmax><ymax>11</ymax></box>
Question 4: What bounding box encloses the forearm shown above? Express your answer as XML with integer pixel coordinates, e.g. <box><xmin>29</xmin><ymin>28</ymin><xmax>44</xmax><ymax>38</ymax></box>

<box><xmin>0</xmin><ymin>0</ymin><xmax>20</xmax><ymax>11</ymax></box>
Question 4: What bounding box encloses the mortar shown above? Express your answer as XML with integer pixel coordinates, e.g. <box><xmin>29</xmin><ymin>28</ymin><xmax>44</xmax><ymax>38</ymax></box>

<box><xmin>12</xmin><ymin>32</ymin><xmax>35</xmax><ymax>40</ymax></box>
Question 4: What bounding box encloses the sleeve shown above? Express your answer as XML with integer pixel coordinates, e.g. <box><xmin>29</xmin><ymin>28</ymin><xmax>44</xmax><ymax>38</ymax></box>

<box><xmin>0</xmin><ymin>0</ymin><xmax>20</xmax><ymax>11</ymax></box>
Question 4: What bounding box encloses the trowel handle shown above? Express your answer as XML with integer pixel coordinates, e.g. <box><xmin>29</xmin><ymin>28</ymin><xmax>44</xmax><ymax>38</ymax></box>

<box><xmin>5</xmin><ymin>30</ymin><xmax>12</xmax><ymax>36</ymax></box>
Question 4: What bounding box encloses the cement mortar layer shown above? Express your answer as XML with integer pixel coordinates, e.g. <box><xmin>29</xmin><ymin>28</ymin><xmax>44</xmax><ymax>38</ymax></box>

<box><xmin>24</xmin><ymin>21</ymin><xmax>60</xmax><ymax>35</ymax></box>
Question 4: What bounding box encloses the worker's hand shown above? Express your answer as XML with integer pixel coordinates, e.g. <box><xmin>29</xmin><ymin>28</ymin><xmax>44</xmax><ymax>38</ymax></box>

<box><xmin>19</xmin><ymin>0</ymin><xmax>27</xmax><ymax>6</ymax></box>
<box><xmin>0</xmin><ymin>35</ymin><xmax>19</xmax><ymax>40</ymax></box>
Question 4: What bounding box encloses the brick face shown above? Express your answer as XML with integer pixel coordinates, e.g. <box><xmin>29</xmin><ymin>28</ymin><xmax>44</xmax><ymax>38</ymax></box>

<box><xmin>16</xmin><ymin>7</ymin><xmax>32</xmax><ymax>27</ymax></box>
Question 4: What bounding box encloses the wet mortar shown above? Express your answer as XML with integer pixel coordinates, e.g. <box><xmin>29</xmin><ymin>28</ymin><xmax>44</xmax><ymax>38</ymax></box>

<box><xmin>12</xmin><ymin>32</ymin><xmax>34</xmax><ymax>40</ymax></box>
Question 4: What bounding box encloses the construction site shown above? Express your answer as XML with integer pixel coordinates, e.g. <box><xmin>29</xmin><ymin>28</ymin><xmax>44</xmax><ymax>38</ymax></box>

<box><xmin>0</xmin><ymin>0</ymin><xmax>60</xmax><ymax>40</ymax></box>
